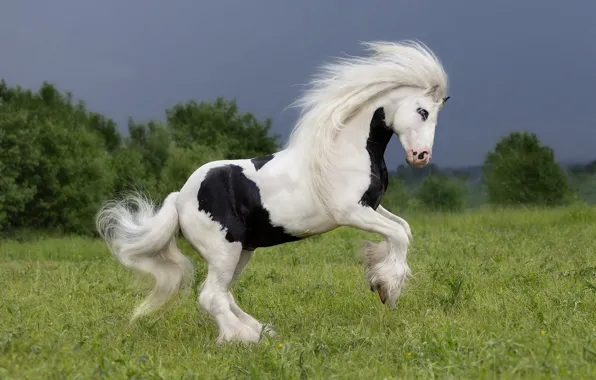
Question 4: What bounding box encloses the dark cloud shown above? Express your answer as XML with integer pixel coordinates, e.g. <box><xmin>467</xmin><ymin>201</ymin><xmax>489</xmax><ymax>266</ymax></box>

<box><xmin>1</xmin><ymin>0</ymin><xmax>595</xmax><ymax>168</ymax></box>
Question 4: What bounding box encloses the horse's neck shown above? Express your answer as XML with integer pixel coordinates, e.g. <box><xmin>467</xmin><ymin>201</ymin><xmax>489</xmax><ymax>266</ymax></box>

<box><xmin>363</xmin><ymin>107</ymin><xmax>393</xmax><ymax>163</ymax></box>
<box><xmin>335</xmin><ymin>100</ymin><xmax>393</xmax><ymax>158</ymax></box>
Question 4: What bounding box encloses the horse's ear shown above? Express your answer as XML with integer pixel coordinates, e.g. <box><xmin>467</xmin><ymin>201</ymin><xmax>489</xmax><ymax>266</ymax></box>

<box><xmin>424</xmin><ymin>84</ymin><xmax>439</xmax><ymax>96</ymax></box>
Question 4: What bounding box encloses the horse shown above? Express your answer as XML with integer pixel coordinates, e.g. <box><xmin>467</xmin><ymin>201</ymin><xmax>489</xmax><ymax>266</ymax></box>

<box><xmin>95</xmin><ymin>40</ymin><xmax>450</xmax><ymax>344</ymax></box>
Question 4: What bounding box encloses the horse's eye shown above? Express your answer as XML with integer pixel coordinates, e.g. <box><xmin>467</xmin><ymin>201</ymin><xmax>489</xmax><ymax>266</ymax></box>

<box><xmin>416</xmin><ymin>108</ymin><xmax>429</xmax><ymax>121</ymax></box>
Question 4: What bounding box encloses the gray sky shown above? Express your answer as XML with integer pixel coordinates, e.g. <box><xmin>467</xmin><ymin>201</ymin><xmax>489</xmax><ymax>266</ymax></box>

<box><xmin>1</xmin><ymin>0</ymin><xmax>595</xmax><ymax>168</ymax></box>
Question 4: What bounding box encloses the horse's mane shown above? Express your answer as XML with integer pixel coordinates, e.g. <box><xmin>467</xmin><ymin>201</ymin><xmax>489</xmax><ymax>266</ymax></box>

<box><xmin>285</xmin><ymin>40</ymin><xmax>448</xmax><ymax>219</ymax></box>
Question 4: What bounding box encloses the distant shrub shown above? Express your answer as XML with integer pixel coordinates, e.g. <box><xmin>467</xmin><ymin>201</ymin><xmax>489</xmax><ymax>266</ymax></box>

<box><xmin>483</xmin><ymin>131</ymin><xmax>571</xmax><ymax>207</ymax></box>
<box><xmin>416</xmin><ymin>175</ymin><xmax>466</xmax><ymax>212</ymax></box>
<box><xmin>0</xmin><ymin>82</ymin><xmax>114</xmax><ymax>235</ymax></box>
<box><xmin>155</xmin><ymin>144</ymin><xmax>226</xmax><ymax>200</ymax></box>
<box><xmin>382</xmin><ymin>176</ymin><xmax>413</xmax><ymax>213</ymax></box>
<box><xmin>0</xmin><ymin>80</ymin><xmax>279</xmax><ymax>236</ymax></box>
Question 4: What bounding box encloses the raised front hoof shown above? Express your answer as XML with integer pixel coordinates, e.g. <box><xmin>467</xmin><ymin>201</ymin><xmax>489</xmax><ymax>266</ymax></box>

<box><xmin>369</xmin><ymin>282</ymin><xmax>402</xmax><ymax>309</ymax></box>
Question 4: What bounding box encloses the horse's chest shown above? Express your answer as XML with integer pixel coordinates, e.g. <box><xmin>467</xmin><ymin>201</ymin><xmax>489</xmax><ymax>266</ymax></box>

<box><xmin>359</xmin><ymin>153</ymin><xmax>389</xmax><ymax>210</ymax></box>
<box><xmin>358</xmin><ymin>107</ymin><xmax>392</xmax><ymax>210</ymax></box>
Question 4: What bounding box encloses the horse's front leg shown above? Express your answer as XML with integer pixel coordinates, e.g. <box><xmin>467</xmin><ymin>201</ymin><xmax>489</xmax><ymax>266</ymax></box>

<box><xmin>376</xmin><ymin>204</ymin><xmax>413</xmax><ymax>243</ymax></box>
<box><xmin>339</xmin><ymin>205</ymin><xmax>412</xmax><ymax>308</ymax></box>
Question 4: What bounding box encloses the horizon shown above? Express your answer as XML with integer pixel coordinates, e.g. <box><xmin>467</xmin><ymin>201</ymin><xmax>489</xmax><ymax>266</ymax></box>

<box><xmin>2</xmin><ymin>1</ymin><xmax>595</xmax><ymax>168</ymax></box>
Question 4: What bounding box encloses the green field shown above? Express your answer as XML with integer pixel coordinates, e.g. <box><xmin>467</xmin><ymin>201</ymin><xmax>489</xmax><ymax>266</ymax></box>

<box><xmin>1</xmin><ymin>206</ymin><xmax>595</xmax><ymax>379</ymax></box>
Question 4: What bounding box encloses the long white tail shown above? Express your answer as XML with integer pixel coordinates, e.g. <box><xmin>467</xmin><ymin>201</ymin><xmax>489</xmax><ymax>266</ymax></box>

<box><xmin>95</xmin><ymin>191</ymin><xmax>194</xmax><ymax>321</ymax></box>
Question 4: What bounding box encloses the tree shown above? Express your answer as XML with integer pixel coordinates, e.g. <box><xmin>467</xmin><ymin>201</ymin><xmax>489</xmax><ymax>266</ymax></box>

<box><xmin>381</xmin><ymin>176</ymin><xmax>413</xmax><ymax>213</ymax></box>
<box><xmin>483</xmin><ymin>131</ymin><xmax>571</xmax><ymax>206</ymax></box>
<box><xmin>127</xmin><ymin>118</ymin><xmax>171</xmax><ymax>180</ymax></box>
<box><xmin>155</xmin><ymin>144</ymin><xmax>226</xmax><ymax>200</ymax></box>
<box><xmin>109</xmin><ymin>146</ymin><xmax>158</xmax><ymax>200</ymax></box>
<box><xmin>87</xmin><ymin>113</ymin><xmax>121</xmax><ymax>153</ymax></box>
<box><xmin>0</xmin><ymin>109</ymin><xmax>41</xmax><ymax>229</ymax></box>
<box><xmin>416</xmin><ymin>174</ymin><xmax>466</xmax><ymax>212</ymax></box>
<box><xmin>0</xmin><ymin>79</ymin><xmax>281</xmax><ymax>236</ymax></box>
<box><xmin>568</xmin><ymin>160</ymin><xmax>596</xmax><ymax>176</ymax></box>
<box><xmin>166</xmin><ymin>97</ymin><xmax>279</xmax><ymax>159</ymax></box>
<box><xmin>0</xmin><ymin>81</ymin><xmax>114</xmax><ymax>234</ymax></box>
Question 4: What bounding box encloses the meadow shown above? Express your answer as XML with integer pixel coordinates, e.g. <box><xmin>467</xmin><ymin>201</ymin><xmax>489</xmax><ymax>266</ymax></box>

<box><xmin>1</xmin><ymin>206</ymin><xmax>595</xmax><ymax>379</ymax></box>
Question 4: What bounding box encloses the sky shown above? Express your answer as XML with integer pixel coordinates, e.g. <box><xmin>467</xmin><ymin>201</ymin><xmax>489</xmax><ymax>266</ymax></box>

<box><xmin>1</xmin><ymin>0</ymin><xmax>595</xmax><ymax>168</ymax></box>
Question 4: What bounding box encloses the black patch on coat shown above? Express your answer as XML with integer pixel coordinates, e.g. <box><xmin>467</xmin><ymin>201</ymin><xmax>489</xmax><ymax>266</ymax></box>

<box><xmin>197</xmin><ymin>164</ymin><xmax>302</xmax><ymax>250</ymax></box>
<box><xmin>251</xmin><ymin>154</ymin><xmax>275</xmax><ymax>171</ymax></box>
<box><xmin>359</xmin><ymin>107</ymin><xmax>393</xmax><ymax>209</ymax></box>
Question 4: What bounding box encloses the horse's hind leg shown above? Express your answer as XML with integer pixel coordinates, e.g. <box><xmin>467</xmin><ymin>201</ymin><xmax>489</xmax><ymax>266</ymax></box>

<box><xmin>228</xmin><ymin>250</ymin><xmax>275</xmax><ymax>337</ymax></box>
<box><xmin>198</xmin><ymin>244</ymin><xmax>261</xmax><ymax>344</ymax></box>
<box><xmin>179</xmin><ymin>213</ymin><xmax>261</xmax><ymax>343</ymax></box>
<box><xmin>228</xmin><ymin>250</ymin><xmax>260</xmax><ymax>330</ymax></box>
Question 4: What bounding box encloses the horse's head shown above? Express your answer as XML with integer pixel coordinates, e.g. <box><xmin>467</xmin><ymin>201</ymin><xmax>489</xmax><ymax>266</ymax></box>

<box><xmin>386</xmin><ymin>86</ymin><xmax>449</xmax><ymax>168</ymax></box>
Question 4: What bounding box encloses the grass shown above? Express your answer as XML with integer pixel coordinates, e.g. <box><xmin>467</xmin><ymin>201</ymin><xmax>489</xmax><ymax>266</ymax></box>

<box><xmin>1</xmin><ymin>205</ymin><xmax>596</xmax><ymax>379</ymax></box>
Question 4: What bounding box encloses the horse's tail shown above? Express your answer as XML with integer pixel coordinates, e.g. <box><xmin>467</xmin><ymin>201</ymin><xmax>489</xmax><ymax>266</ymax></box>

<box><xmin>95</xmin><ymin>191</ymin><xmax>194</xmax><ymax>322</ymax></box>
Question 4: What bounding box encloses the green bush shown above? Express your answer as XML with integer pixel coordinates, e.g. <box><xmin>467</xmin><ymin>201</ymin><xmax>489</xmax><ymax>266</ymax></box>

<box><xmin>155</xmin><ymin>144</ymin><xmax>226</xmax><ymax>200</ymax></box>
<box><xmin>0</xmin><ymin>81</ymin><xmax>114</xmax><ymax>234</ymax></box>
<box><xmin>416</xmin><ymin>175</ymin><xmax>466</xmax><ymax>212</ymax></box>
<box><xmin>166</xmin><ymin>97</ymin><xmax>279</xmax><ymax>159</ymax></box>
<box><xmin>381</xmin><ymin>176</ymin><xmax>413</xmax><ymax>213</ymax></box>
<box><xmin>0</xmin><ymin>80</ymin><xmax>280</xmax><ymax>236</ymax></box>
<box><xmin>483</xmin><ymin>131</ymin><xmax>571</xmax><ymax>206</ymax></box>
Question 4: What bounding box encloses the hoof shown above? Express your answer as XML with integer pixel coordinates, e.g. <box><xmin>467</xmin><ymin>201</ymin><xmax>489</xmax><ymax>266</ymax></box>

<box><xmin>217</xmin><ymin>326</ymin><xmax>261</xmax><ymax>345</ymax></box>
<box><xmin>262</xmin><ymin>324</ymin><xmax>277</xmax><ymax>338</ymax></box>
<box><xmin>369</xmin><ymin>282</ymin><xmax>389</xmax><ymax>304</ymax></box>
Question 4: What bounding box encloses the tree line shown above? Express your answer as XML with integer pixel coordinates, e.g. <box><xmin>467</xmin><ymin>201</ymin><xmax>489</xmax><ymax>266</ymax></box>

<box><xmin>386</xmin><ymin>131</ymin><xmax>589</xmax><ymax>213</ymax></box>
<box><xmin>0</xmin><ymin>80</ymin><xmax>590</xmax><ymax>237</ymax></box>
<box><xmin>0</xmin><ymin>80</ymin><xmax>278</xmax><ymax>236</ymax></box>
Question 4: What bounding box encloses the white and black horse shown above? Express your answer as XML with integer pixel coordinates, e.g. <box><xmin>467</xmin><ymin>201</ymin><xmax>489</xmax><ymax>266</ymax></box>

<box><xmin>96</xmin><ymin>40</ymin><xmax>450</xmax><ymax>344</ymax></box>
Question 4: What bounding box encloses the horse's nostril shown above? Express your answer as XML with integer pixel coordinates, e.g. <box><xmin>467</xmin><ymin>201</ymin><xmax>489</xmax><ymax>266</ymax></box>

<box><xmin>417</xmin><ymin>151</ymin><xmax>428</xmax><ymax>160</ymax></box>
